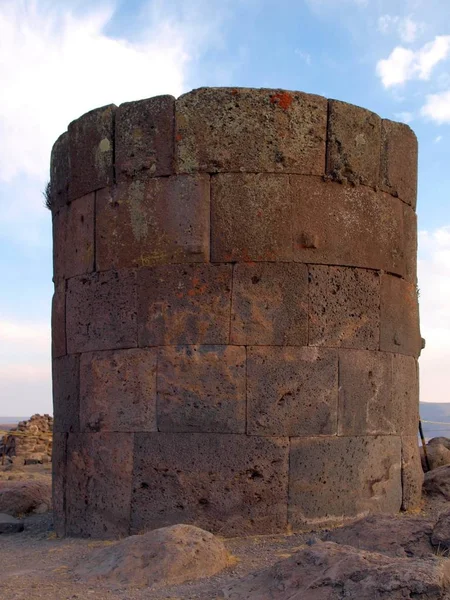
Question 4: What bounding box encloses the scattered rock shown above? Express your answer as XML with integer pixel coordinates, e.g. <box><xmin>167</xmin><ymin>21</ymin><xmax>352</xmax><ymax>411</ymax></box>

<box><xmin>432</xmin><ymin>510</ymin><xmax>450</xmax><ymax>554</ymax></box>
<box><xmin>76</xmin><ymin>524</ymin><xmax>230</xmax><ymax>588</ymax></box>
<box><xmin>429</xmin><ymin>438</ymin><xmax>450</xmax><ymax>451</ymax></box>
<box><xmin>0</xmin><ymin>513</ymin><xmax>24</xmax><ymax>534</ymax></box>
<box><xmin>0</xmin><ymin>414</ymin><xmax>53</xmax><ymax>466</ymax></box>
<box><xmin>0</xmin><ymin>480</ymin><xmax>52</xmax><ymax>516</ymax></box>
<box><xmin>424</xmin><ymin>465</ymin><xmax>450</xmax><ymax>500</ymax></box>
<box><xmin>222</xmin><ymin>541</ymin><xmax>450</xmax><ymax>599</ymax></box>
<box><xmin>424</xmin><ymin>443</ymin><xmax>450</xmax><ymax>471</ymax></box>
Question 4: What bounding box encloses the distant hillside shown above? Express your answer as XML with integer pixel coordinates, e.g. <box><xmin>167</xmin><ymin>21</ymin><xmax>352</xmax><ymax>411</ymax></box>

<box><xmin>0</xmin><ymin>417</ymin><xmax>29</xmax><ymax>424</ymax></box>
<box><xmin>420</xmin><ymin>403</ymin><xmax>450</xmax><ymax>439</ymax></box>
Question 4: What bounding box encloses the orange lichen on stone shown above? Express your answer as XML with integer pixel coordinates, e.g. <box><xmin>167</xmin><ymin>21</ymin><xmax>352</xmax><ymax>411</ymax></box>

<box><xmin>270</xmin><ymin>92</ymin><xmax>293</xmax><ymax>110</ymax></box>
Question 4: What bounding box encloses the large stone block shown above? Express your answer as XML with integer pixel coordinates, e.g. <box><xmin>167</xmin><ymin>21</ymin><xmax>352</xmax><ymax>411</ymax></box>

<box><xmin>380</xmin><ymin>274</ymin><xmax>421</xmax><ymax>356</ymax></box>
<box><xmin>381</xmin><ymin>119</ymin><xmax>418</xmax><ymax>209</ymax></box>
<box><xmin>247</xmin><ymin>347</ymin><xmax>338</xmax><ymax>436</ymax></box>
<box><xmin>291</xmin><ymin>177</ymin><xmax>404</xmax><ymax>276</ymax></box>
<box><xmin>138</xmin><ymin>264</ymin><xmax>231</xmax><ymax>346</ymax></box>
<box><xmin>157</xmin><ymin>346</ymin><xmax>246</xmax><ymax>433</ymax></box>
<box><xmin>403</xmin><ymin>204</ymin><xmax>418</xmax><ymax>284</ymax></box>
<box><xmin>211</xmin><ymin>173</ymin><xmax>293</xmax><ymax>262</ymax></box>
<box><xmin>308</xmin><ymin>266</ymin><xmax>380</xmax><ymax>349</ymax></box>
<box><xmin>230</xmin><ymin>263</ymin><xmax>308</xmax><ymax>345</ymax></box>
<box><xmin>131</xmin><ymin>433</ymin><xmax>289</xmax><ymax>536</ymax></box>
<box><xmin>50</xmin><ymin>132</ymin><xmax>69</xmax><ymax>212</ymax></box>
<box><xmin>51</xmin><ymin>283</ymin><xmax>66</xmax><ymax>358</ymax></box>
<box><xmin>288</xmin><ymin>436</ymin><xmax>402</xmax><ymax>529</ymax></box>
<box><xmin>53</xmin><ymin>192</ymin><xmax>94</xmax><ymax>281</ymax></box>
<box><xmin>392</xmin><ymin>354</ymin><xmax>419</xmax><ymax>436</ymax></box>
<box><xmin>80</xmin><ymin>348</ymin><xmax>157</xmax><ymax>432</ymax></box>
<box><xmin>176</xmin><ymin>87</ymin><xmax>327</xmax><ymax>174</ymax></box>
<box><xmin>66</xmin><ymin>270</ymin><xmax>137</xmax><ymax>353</ymax></box>
<box><xmin>53</xmin><ymin>355</ymin><xmax>80</xmax><ymax>433</ymax></box>
<box><xmin>68</xmin><ymin>104</ymin><xmax>116</xmax><ymax>201</ymax></box>
<box><xmin>96</xmin><ymin>175</ymin><xmax>209</xmax><ymax>271</ymax></box>
<box><xmin>66</xmin><ymin>433</ymin><xmax>133</xmax><ymax>538</ymax></box>
<box><xmin>115</xmin><ymin>95</ymin><xmax>175</xmax><ymax>180</ymax></box>
<box><xmin>52</xmin><ymin>432</ymin><xmax>67</xmax><ymax>537</ymax></box>
<box><xmin>401</xmin><ymin>436</ymin><xmax>423</xmax><ymax>511</ymax></box>
<box><xmin>326</xmin><ymin>100</ymin><xmax>381</xmax><ymax>187</ymax></box>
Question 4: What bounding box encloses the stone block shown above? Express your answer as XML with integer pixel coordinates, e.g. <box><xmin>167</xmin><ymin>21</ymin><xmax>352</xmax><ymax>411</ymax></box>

<box><xmin>80</xmin><ymin>348</ymin><xmax>157</xmax><ymax>432</ymax></box>
<box><xmin>130</xmin><ymin>432</ymin><xmax>289</xmax><ymax>536</ymax></box>
<box><xmin>338</xmin><ymin>350</ymin><xmax>396</xmax><ymax>435</ymax></box>
<box><xmin>380</xmin><ymin>274</ymin><xmax>421</xmax><ymax>356</ymax></box>
<box><xmin>403</xmin><ymin>205</ymin><xmax>418</xmax><ymax>284</ymax></box>
<box><xmin>66</xmin><ymin>270</ymin><xmax>137</xmax><ymax>353</ymax></box>
<box><xmin>327</xmin><ymin>100</ymin><xmax>381</xmax><ymax>187</ymax></box>
<box><xmin>96</xmin><ymin>175</ymin><xmax>209</xmax><ymax>271</ymax></box>
<box><xmin>291</xmin><ymin>177</ymin><xmax>404</xmax><ymax>276</ymax></box>
<box><xmin>176</xmin><ymin>87</ymin><xmax>327</xmax><ymax>174</ymax></box>
<box><xmin>52</xmin><ymin>283</ymin><xmax>66</xmax><ymax>358</ymax></box>
<box><xmin>247</xmin><ymin>347</ymin><xmax>338</xmax><ymax>436</ymax></box>
<box><xmin>68</xmin><ymin>104</ymin><xmax>116</xmax><ymax>201</ymax></box>
<box><xmin>138</xmin><ymin>264</ymin><xmax>231</xmax><ymax>346</ymax></box>
<box><xmin>66</xmin><ymin>432</ymin><xmax>133</xmax><ymax>538</ymax></box>
<box><xmin>211</xmin><ymin>173</ymin><xmax>293</xmax><ymax>262</ymax></box>
<box><xmin>230</xmin><ymin>263</ymin><xmax>308</xmax><ymax>345</ymax></box>
<box><xmin>308</xmin><ymin>266</ymin><xmax>380</xmax><ymax>349</ymax></box>
<box><xmin>157</xmin><ymin>346</ymin><xmax>246</xmax><ymax>433</ymax></box>
<box><xmin>401</xmin><ymin>436</ymin><xmax>424</xmax><ymax>511</ymax></box>
<box><xmin>53</xmin><ymin>192</ymin><xmax>94</xmax><ymax>281</ymax></box>
<box><xmin>392</xmin><ymin>354</ymin><xmax>419</xmax><ymax>436</ymax></box>
<box><xmin>115</xmin><ymin>95</ymin><xmax>174</xmax><ymax>180</ymax></box>
<box><xmin>381</xmin><ymin>119</ymin><xmax>418</xmax><ymax>209</ymax></box>
<box><xmin>52</xmin><ymin>355</ymin><xmax>80</xmax><ymax>433</ymax></box>
<box><xmin>288</xmin><ymin>436</ymin><xmax>402</xmax><ymax>530</ymax></box>
<box><xmin>50</xmin><ymin>132</ymin><xmax>69</xmax><ymax>212</ymax></box>
<box><xmin>52</xmin><ymin>432</ymin><xmax>67</xmax><ymax>537</ymax></box>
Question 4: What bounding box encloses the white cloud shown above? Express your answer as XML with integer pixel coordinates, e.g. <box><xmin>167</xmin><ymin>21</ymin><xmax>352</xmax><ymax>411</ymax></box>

<box><xmin>394</xmin><ymin>111</ymin><xmax>414</xmax><ymax>123</ymax></box>
<box><xmin>421</xmin><ymin>90</ymin><xmax>450</xmax><ymax>123</ymax></box>
<box><xmin>435</xmin><ymin>135</ymin><xmax>443</xmax><ymax>143</ymax></box>
<box><xmin>295</xmin><ymin>49</ymin><xmax>312</xmax><ymax>65</ymax></box>
<box><xmin>398</xmin><ymin>17</ymin><xmax>420</xmax><ymax>44</ymax></box>
<box><xmin>378</xmin><ymin>15</ymin><xmax>422</xmax><ymax>43</ymax></box>
<box><xmin>376</xmin><ymin>35</ymin><xmax>450</xmax><ymax>87</ymax></box>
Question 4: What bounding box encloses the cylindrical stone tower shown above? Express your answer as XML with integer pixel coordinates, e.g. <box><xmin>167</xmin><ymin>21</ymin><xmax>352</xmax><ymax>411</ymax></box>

<box><xmin>51</xmin><ymin>88</ymin><xmax>423</xmax><ymax>539</ymax></box>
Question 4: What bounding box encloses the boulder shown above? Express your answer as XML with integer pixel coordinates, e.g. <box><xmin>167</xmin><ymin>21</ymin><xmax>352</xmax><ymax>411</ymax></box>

<box><xmin>432</xmin><ymin>510</ymin><xmax>450</xmax><ymax>554</ymax></box>
<box><xmin>0</xmin><ymin>513</ymin><xmax>24</xmax><ymax>534</ymax></box>
<box><xmin>76</xmin><ymin>524</ymin><xmax>230</xmax><ymax>588</ymax></box>
<box><xmin>423</xmin><ymin>443</ymin><xmax>450</xmax><ymax>471</ymax></box>
<box><xmin>222</xmin><ymin>541</ymin><xmax>450</xmax><ymax>600</ymax></box>
<box><xmin>424</xmin><ymin>465</ymin><xmax>450</xmax><ymax>501</ymax></box>
<box><xmin>0</xmin><ymin>480</ymin><xmax>52</xmax><ymax>516</ymax></box>
<box><xmin>428</xmin><ymin>438</ymin><xmax>450</xmax><ymax>451</ymax></box>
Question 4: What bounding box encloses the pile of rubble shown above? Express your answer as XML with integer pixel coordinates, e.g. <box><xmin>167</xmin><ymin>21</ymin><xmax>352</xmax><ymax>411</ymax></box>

<box><xmin>0</xmin><ymin>414</ymin><xmax>53</xmax><ymax>466</ymax></box>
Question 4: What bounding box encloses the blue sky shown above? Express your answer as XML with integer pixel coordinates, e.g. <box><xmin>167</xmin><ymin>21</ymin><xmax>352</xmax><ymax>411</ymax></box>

<box><xmin>0</xmin><ymin>0</ymin><xmax>449</xmax><ymax>415</ymax></box>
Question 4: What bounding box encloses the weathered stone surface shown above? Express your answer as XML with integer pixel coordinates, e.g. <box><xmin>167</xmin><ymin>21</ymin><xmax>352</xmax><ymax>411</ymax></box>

<box><xmin>381</xmin><ymin>119</ymin><xmax>418</xmax><ymax>209</ymax></box>
<box><xmin>157</xmin><ymin>346</ymin><xmax>246</xmax><ymax>433</ymax></box>
<box><xmin>247</xmin><ymin>347</ymin><xmax>338</xmax><ymax>436</ymax></box>
<box><xmin>138</xmin><ymin>264</ymin><xmax>232</xmax><ymax>346</ymax></box>
<box><xmin>403</xmin><ymin>204</ymin><xmax>418</xmax><ymax>283</ymax></box>
<box><xmin>52</xmin><ymin>355</ymin><xmax>79</xmax><ymax>433</ymax></box>
<box><xmin>423</xmin><ymin>465</ymin><xmax>450</xmax><ymax>500</ymax></box>
<box><xmin>230</xmin><ymin>263</ymin><xmax>308</xmax><ymax>345</ymax></box>
<box><xmin>424</xmin><ymin>444</ymin><xmax>450</xmax><ymax>471</ymax></box>
<box><xmin>66</xmin><ymin>432</ymin><xmax>133</xmax><ymax>538</ymax></box>
<box><xmin>431</xmin><ymin>510</ymin><xmax>450</xmax><ymax>552</ymax></box>
<box><xmin>401</xmin><ymin>436</ymin><xmax>424</xmax><ymax>511</ymax></box>
<box><xmin>288</xmin><ymin>436</ymin><xmax>402</xmax><ymax>529</ymax></box>
<box><xmin>291</xmin><ymin>177</ymin><xmax>405</xmax><ymax>276</ymax></box>
<box><xmin>429</xmin><ymin>437</ymin><xmax>450</xmax><ymax>450</ymax></box>
<box><xmin>131</xmin><ymin>433</ymin><xmax>289</xmax><ymax>536</ymax></box>
<box><xmin>52</xmin><ymin>433</ymin><xmax>67</xmax><ymax>537</ymax></box>
<box><xmin>211</xmin><ymin>173</ymin><xmax>293</xmax><ymax>262</ymax></box>
<box><xmin>309</xmin><ymin>266</ymin><xmax>380</xmax><ymax>349</ymax></box>
<box><xmin>96</xmin><ymin>175</ymin><xmax>209</xmax><ymax>271</ymax></box>
<box><xmin>76</xmin><ymin>524</ymin><xmax>229</xmax><ymax>587</ymax></box>
<box><xmin>80</xmin><ymin>348</ymin><xmax>157</xmax><ymax>432</ymax></box>
<box><xmin>51</xmin><ymin>283</ymin><xmax>65</xmax><ymax>358</ymax></box>
<box><xmin>66</xmin><ymin>270</ymin><xmax>137</xmax><ymax>353</ymax></box>
<box><xmin>380</xmin><ymin>274</ymin><xmax>421</xmax><ymax>356</ymax></box>
<box><xmin>176</xmin><ymin>87</ymin><xmax>327</xmax><ymax>175</ymax></box>
<box><xmin>0</xmin><ymin>513</ymin><xmax>24</xmax><ymax>534</ymax></box>
<box><xmin>326</xmin><ymin>100</ymin><xmax>381</xmax><ymax>187</ymax></box>
<box><xmin>53</xmin><ymin>192</ymin><xmax>94</xmax><ymax>280</ymax></box>
<box><xmin>223</xmin><ymin>541</ymin><xmax>450</xmax><ymax>600</ymax></box>
<box><xmin>68</xmin><ymin>104</ymin><xmax>116</xmax><ymax>201</ymax></box>
<box><xmin>115</xmin><ymin>95</ymin><xmax>175</xmax><ymax>181</ymax></box>
<box><xmin>0</xmin><ymin>480</ymin><xmax>52</xmax><ymax>516</ymax></box>
<box><xmin>392</xmin><ymin>354</ymin><xmax>419</xmax><ymax>436</ymax></box>
<box><xmin>50</xmin><ymin>132</ymin><xmax>69</xmax><ymax>211</ymax></box>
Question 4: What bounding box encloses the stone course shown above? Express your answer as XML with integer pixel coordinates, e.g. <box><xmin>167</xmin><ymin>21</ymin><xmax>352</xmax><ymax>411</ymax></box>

<box><xmin>50</xmin><ymin>87</ymin><xmax>421</xmax><ymax>538</ymax></box>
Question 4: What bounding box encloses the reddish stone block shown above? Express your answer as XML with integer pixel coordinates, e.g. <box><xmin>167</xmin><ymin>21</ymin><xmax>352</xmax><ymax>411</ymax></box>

<box><xmin>392</xmin><ymin>354</ymin><xmax>419</xmax><ymax>437</ymax></box>
<box><xmin>115</xmin><ymin>95</ymin><xmax>175</xmax><ymax>180</ymax></box>
<box><xmin>52</xmin><ymin>355</ymin><xmax>80</xmax><ymax>433</ymax></box>
<box><xmin>52</xmin><ymin>432</ymin><xmax>67</xmax><ymax>537</ymax></box>
<box><xmin>96</xmin><ymin>175</ymin><xmax>210</xmax><ymax>271</ymax></box>
<box><xmin>401</xmin><ymin>436</ymin><xmax>423</xmax><ymax>511</ymax></box>
<box><xmin>157</xmin><ymin>346</ymin><xmax>246</xmax><ymax>433</ymax></box>
<box><xmin>381</xmin><ymin>119</ymin><xmax>418</xmax><ymax>209</ymax></box>
<box><xmin>380</xmin><ymin>274</ymin><xmax>421</xmax><ymax>356</ymax></box>
<box><xmin>66</xmin><ymin>270</ymin><xmax>137</xmax><ymax>353</ymax></box>
<box><xmin>52</xmin><ymin>283</ymin><xmax>66</xmax><ymax>358</ymax></box>
<box><xmin>66</xmin><ymin>432</ymin><xmax>133</xmax><ymax>538</ymax></box>
<box><xmin>308</xmin><ymin>266</ymin><xmax>380</xmax><ymax>350</ymax></box>
<box><xmin>288</xmin><ymin>436</ymin><xmax>402</xmax><ymax>530</ymax></box>
<box><xmin>130</xmin><ymin>433</ymin><xmax>289</xmax><ymax>536</ymax></box>
<box><xmin>211</xmin><ymin>173</ymin><xmax>293</xmax><ymax>262</ymax></box>
<box><xmin>80</xmin><ymin>348</ymin><xmax>157</xmax><ymax>432</ymax></box>
<box><xmin>247</xmin><ymin>347</ymin><xmax>338</xmax><ymax>436</ymax></box>
<box><xmin>53</xmin><ymin>192</ymin><xmax>94</xmax><ymax>281</ymax></box>
<box><xmin>68</xmin><ymin>104</ymin><xmax>116</xmax><ymax>201</ymax></box>
<box><xmin>176</xmin><ymin>87</ymin><xmax>327</xmax><ymax>175</ymax></box>
<box><xmin>50</xmin><ymin>132</ymin><xmax>69</xmax><ymax>212</ymax></box>
<box><xmin>327</xmin><ymin>100</ymin><xmax>381</xmax><ymax>187</ymax></box>
<box><xmin>291</xmin><ymin>177</ymin><xmax>404</xmax><ymax>276</ymax></box>
<box><xmin>138</xmin><ymin>264</ymin><xmax>231</xmax><ymax>346</ymax></box>
<box><xmin>230</xmin><ymin>263</ymin><xmax>308</xmax><ymax>345</ymax></box>
<box><xmin>403</xmin><ymin>205</ymin><xmax>418</xmax><ymax>284</ymax></box>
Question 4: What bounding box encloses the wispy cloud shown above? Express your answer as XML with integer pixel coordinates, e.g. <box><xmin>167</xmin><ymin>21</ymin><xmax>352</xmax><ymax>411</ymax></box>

<box><xmin>421</xmin><ymin>90</ymin><xmax>450</xmax><ymax>124</ymax></box>
<box><xmin>378</xmin><ymin>15</ymin><xmax>422</xmax><ymax>44</ymax></box>
<box><xmin>394</xmin><ymin>111</ymin><xmax>414</xmax><ymax>123</ymax></box>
